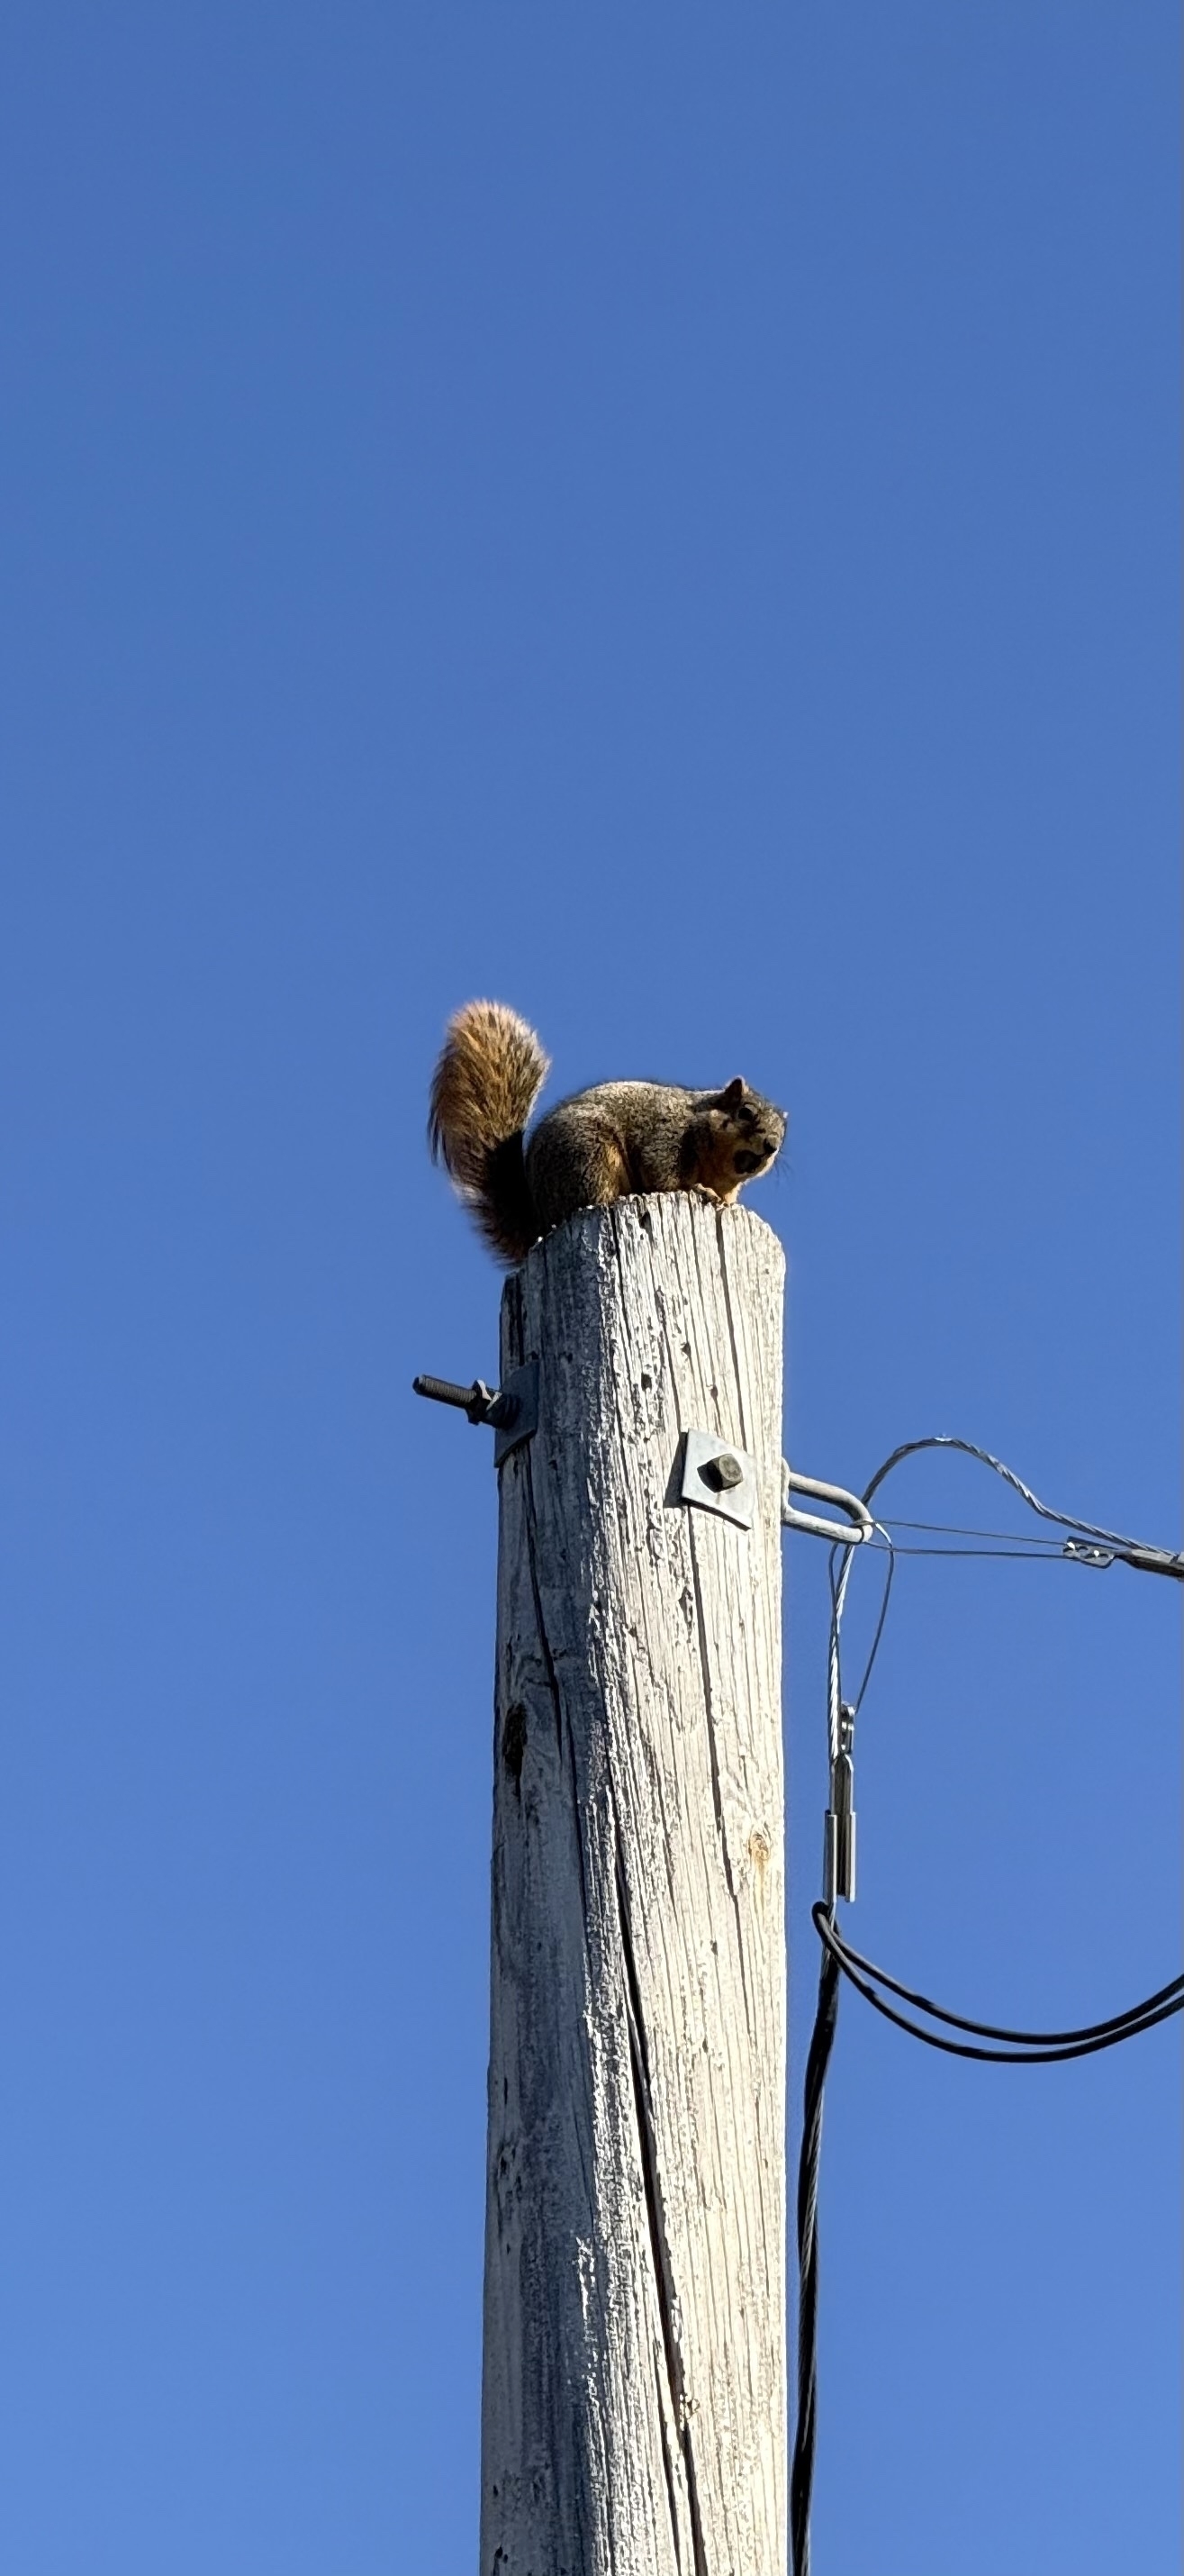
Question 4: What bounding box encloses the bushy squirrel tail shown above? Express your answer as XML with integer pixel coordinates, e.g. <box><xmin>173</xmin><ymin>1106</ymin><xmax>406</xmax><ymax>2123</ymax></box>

<box><xmin>428</xmin><ymin>1001</ymin><xmax>550</xmax><ymax>1262</ymax></box>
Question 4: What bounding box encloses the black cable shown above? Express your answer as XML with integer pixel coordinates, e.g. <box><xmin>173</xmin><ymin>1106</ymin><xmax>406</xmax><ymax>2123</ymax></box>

<box><xmin>790</xmin><ymin>1937</ymin><xmax>840</xmax><ymax>2576</ymax></box>
<box><xmin>818</xmin><ymin>1907</ymin><xmax>1184</xmax><ymax>2044</ymax></box>
<box><xmin>813</xmin><ymin>1904</ymin><xmax>1184</xmax><ymax>2064</ymax></box>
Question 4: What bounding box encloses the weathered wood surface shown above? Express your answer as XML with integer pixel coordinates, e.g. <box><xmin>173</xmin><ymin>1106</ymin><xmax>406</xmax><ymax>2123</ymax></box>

<box><xmin>481</xmin><ymin>1193</ymin><xmax>786</xmax><ymax>2575</ymax></box>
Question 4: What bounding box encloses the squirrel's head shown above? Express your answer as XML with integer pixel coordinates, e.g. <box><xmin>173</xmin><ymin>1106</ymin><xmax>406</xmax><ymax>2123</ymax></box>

<box><xmin>684</xmin><ymin>1076</ymin><xmax>787</xmax><ymax>1201</ymax></box>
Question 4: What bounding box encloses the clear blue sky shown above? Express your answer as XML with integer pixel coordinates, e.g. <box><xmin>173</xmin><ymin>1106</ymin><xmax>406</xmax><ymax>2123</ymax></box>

<box><xmin>1</xmin><ymin>6</ymin><xmax>1179</xmax><ymax>2571</ymax></box>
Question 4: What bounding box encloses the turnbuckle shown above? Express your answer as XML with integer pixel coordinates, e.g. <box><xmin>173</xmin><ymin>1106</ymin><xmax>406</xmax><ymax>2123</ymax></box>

<box><xmin>824</xmin><ymin>1702</ymin><xmax>857</xmax><ymax>1903</ymax></box>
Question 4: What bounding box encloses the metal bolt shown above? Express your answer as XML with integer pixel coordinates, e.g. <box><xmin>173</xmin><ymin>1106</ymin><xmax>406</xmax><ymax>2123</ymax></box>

<box><xmin>412</xmin><ymin>1374</ymin><xmax>498</xmax><ymax>1426</ymax></box>
<box><xmin>703</xmin><ymin>1451</ymin><xmax>744</xmax><ymax>1492</ymax></box>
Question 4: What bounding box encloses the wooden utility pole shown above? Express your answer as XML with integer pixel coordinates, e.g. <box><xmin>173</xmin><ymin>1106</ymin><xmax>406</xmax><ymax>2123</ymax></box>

<box><xmin>481</xmin><ymin>1192</ymin><xmax>786</xmax><ymax>2574</ymax></box>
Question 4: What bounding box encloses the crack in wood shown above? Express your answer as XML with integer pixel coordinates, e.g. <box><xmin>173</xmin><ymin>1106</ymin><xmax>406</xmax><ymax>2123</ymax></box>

<box><xmin>522</xmin><ymin>1455</ymin><xmax>591</xmax><ymax>1934</ymax></box>
<box><xmin>713</xmin><ymin>1206</ymin><xmax>749</xmax><ymax>1452</ymax></box>
<box><xmin>655</xmin><ymin>2350</ymin><xmax>683</xmax><ymax>2574</ymax></box>
<box><xmin>521</xmin><ymin>1451</ymin><xmax>565</xmax><ymax>1759</ymax></box>
<box><xmin>687</xmin><ymin>1520</ymin><xmax>752</xmax><ymax>2032</ymax></box>
<box><xmin>613</xmin><ymin>1836</ymin><xmax>709</xmax><ymax>2576</ymax></box>
<box><xmin>613</xmin><ymin>1842</ymin><xmax>677</xmax><ymax>2404</ymax></box>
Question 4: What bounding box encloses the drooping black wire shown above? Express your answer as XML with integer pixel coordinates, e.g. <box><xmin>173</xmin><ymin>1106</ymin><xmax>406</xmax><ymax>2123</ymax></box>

<box><xmin>790</xmin><ymin>1936</ymin><xmax>840</xmax><ymax>2576</ymax></box>
<box><xmin>818</xmin><ymin>1908</ymin><xmax>1184</xmax><ymax>2044</ymax></box>
<box><xmin>813</xmin><ymin>1904</ymin><xmax>1184</xmax><ymax>2064</ymax></box>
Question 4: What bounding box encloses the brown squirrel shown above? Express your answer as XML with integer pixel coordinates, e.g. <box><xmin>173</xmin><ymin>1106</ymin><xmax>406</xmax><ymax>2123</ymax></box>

<box><xmin>428</xmin><ymin>1000</ymin><xmax>787</xmax><ymax>1263</ymax></box>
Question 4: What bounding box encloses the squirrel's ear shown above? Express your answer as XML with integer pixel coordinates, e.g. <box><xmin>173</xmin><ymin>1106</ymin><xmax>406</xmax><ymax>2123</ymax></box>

<box><xmin>719</xmin><ymin>1076</ymin><xmax>746</xmax><ymax>1111</ymax></box>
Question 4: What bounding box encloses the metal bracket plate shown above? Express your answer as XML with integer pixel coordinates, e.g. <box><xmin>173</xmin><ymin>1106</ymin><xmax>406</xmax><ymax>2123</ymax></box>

<box><xmin>680</xmin><ymin>1428</ymin><xmax>757</xmax><ymax>1530</ymax></box>
<box><xmin>492</xmin><ymin>1358</ymin><xmax>539</xmax><ymax>1467</ymax></box>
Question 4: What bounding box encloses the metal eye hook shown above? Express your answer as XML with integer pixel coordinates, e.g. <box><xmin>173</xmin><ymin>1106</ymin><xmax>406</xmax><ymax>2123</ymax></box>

<box><xmin>782</xmin><ymin>1465</ymin><xmax>874</xmax><ymax>1547</ymax></box>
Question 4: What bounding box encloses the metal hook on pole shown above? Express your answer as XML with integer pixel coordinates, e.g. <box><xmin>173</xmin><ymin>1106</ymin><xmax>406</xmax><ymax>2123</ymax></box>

<box><xmin>782</xmin><ymin>1465</ymin><xmax>874</xmax><ymax>1547</ymax></box>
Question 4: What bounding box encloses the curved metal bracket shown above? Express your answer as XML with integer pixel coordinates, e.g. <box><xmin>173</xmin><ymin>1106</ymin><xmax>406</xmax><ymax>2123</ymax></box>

<box><xmin>782</xmin><ymin>1465</ymin><xmax>873</xmax><ymax>1547</ymax></box>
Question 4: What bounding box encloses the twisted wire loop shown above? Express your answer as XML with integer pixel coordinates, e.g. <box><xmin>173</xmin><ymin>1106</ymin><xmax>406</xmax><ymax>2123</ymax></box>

<box><xmin>860</xmin><ymin>1431</ymin><xmax>1160</xmax><ymax>1551</ymax></box>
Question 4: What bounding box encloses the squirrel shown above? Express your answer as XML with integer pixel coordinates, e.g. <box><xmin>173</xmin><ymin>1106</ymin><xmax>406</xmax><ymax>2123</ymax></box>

<box><xmin>428</xmin><ymin>999</ymin><xmax>787</xmax><ymax>1264</ymax></box>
